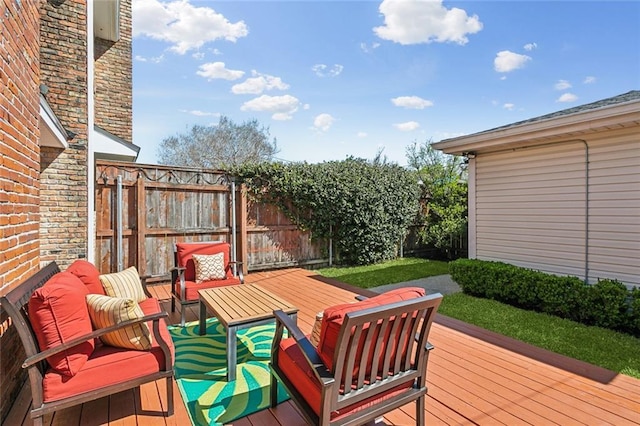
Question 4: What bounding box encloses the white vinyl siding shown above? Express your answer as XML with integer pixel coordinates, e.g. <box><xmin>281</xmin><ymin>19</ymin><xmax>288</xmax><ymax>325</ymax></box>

<box><xmin>474</xmin><ymin>130</ymin><xmax>640</xmax><ymax>287</ymax></box>
<box><xmin>586</xmin><ymin>132</ymin><xmax>640</xmax><ymax>286</ymax></box>
<box><xmin>475</xmin><ymin>142</ymin><xmax>589</xmax><ymax>279</ymax></box>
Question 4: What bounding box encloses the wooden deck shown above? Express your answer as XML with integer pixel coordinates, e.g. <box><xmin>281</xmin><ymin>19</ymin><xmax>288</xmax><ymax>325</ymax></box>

<box><xmin>5</xmin><ymin>268</ymin><xmax>639</xmax><ymax>425</ymax></box>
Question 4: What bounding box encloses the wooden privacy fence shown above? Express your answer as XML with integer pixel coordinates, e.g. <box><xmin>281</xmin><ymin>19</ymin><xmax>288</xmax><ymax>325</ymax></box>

<box><xmin>95</xmin><ymin>161</ymin><xmax>466</xmax><ymax>280</ymax></box>
<box><xmin>95</xmin><ymin>161</ymin><xmax>328</xmax><ymax>281</ymax></box>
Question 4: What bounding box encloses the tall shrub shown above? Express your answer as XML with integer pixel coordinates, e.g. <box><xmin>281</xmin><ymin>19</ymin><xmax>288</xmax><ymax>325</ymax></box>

<box><xmin>233</xmin><ymin>158</ymin><xmax>420</xmax><ymax>265</ymax></box>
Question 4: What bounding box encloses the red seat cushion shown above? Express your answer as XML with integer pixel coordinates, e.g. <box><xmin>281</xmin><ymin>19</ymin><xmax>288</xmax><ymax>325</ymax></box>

<box><xmin>174</xmin><ymin>242</ymin><xmax>240</xmax><ymax>301</ymax></box>
<box><xmin>66</xmin><ymin>260</ymin><xmax>105</xmax><ymax>295</ymax></box>
<box><xmin>28</xmin><ymin>272</ymin><xmax>95</xmax><ymax>377</ymax></box>
<box><xmin>176</xmin><ymin>242</ymin><xmax>234</xmax><ymax>281</ymax></box>
<box><xmin>173</xmin><ymin>277</ymin><xmax>242</xmax><ymax>301</ymax></box>
<box><xmin>317</xmin><ymin>287</ymin><xmax>425</xmax><ymax>371</ymax></box>
<box><xmin>277</xmin><ymin>337</ymin><xmax>412</xmax><ymax>418</ymax></box>
<box><xmin>42</xmin><ymin>297</ymin><xmax>174</xmax><ymax>403</ymax></box>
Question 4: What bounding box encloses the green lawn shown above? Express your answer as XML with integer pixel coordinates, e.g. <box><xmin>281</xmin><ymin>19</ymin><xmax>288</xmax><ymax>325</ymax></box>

<box><xmin>318</xmin><ymin>257</ymin><xmax>449</xmax><ymax>289</ymax></box>
<box><xmin>317</xmin><ymin>258</ymin><xmax>640</xmax><ymax>379</ymax></box>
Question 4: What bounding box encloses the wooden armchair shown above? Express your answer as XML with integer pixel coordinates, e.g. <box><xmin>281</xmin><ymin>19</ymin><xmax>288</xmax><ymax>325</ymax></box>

<box><xmin>270</xmin><ymin>287</ymin><xmax>442</xmax><ymax>426</ymax></box>
<box><xmin>170</xmin><ymin>241</ymin><xmax>243</xmax><ymax>326</ymax></box>
<box><xmin>0</xmin><ymin>261</ymin><xmax>174</xmax><ymax>426</ymax></box>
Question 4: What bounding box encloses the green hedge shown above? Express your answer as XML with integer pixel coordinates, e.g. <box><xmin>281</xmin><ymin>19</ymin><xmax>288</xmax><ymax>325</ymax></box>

<box><xmin>232</xmin><ymin>158</ymin><xmax>419</xmax><ymax>265</ymax></box>
<box><xmin>449</xmin><ymin>259</ymin><xmax>640</xmax><ymax>337</ymax></box>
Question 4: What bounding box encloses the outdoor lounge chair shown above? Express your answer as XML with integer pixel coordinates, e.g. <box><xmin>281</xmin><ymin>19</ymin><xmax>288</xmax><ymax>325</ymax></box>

<box><xmin>270</xmin><ymin>287</ymin><xmax>442</xmax><ymax>426</ymax></box>
<box><xmin>0</xmin><ymin>261</ymin><xmax>174</xmax><ymax>425</ymax></box>
<box><xmin>170</xmin><ymin>241</ymin><xmax>243</xmax><ymax>326</ymax></box>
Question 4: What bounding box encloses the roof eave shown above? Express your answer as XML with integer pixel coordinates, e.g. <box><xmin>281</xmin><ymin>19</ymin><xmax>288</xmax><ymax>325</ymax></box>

<box><xmin>433</xmin><ymin>100</ymin><xmax>640</xmax><ymax>156</ymax></box>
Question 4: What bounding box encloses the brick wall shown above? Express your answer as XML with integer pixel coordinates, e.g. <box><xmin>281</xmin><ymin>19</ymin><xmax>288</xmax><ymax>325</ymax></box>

<box><xmin>0</xmin><ymin>0</ymin><xmax>41</xmax><ymax>421</ymax></box>
<box><xmin>95</xmin><ymin>0</ymin><xmax>132</xmax><ymax>142</ymax></box>
<box><xmin>39</xmin><ymin>0</ymin><xmax>89</xmax><ymax>267</ymax></box>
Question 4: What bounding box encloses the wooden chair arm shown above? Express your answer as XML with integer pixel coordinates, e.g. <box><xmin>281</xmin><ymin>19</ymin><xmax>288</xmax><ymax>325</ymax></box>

<box><xmin>139</xmin><ymin>273</ymin><xmax>167</xmax><ymax>298</ymax></box>
<box><xmin>23</xmin><ymin>311</ymin><xmax>169</xmax><ymax>369</ymax></box>
<box><xmin>273</xmin><ymin>310</ymin><xmax>334</xmax><ymax>386</ymax></box>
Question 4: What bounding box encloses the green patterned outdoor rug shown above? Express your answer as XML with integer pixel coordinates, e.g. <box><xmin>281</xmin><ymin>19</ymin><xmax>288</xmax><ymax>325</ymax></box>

<box><xmin>168</xmin><ymin>318</ymin><xmax>289</xmax><ymax>425</ymax></box>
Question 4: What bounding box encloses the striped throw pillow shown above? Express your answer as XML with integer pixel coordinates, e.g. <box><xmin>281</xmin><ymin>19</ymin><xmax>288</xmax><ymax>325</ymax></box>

<box><xmin>192</xmin><ymin>253</ymin><xmax>226</xmax><ymax>282</ymax></box>
<box><xmin>86</xmin><ymin>294</ymin><xmax>152</xmax><ymax>350</ymax></box>
<box><xmin>99</xmin><ymin>266</ymin><xmax>146</xmax><ymax>303</ymax></box>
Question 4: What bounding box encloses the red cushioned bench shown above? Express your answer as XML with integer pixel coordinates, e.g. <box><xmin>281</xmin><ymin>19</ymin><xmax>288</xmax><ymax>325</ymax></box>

<box><xmin>0</xmin><ymin>261</ymin><xmax>174</xmax><ymax>426</ymax></box>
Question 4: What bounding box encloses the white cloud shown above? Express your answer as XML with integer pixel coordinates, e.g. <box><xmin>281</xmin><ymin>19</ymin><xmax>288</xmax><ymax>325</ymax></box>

<box><xmin>494</xmin><ymin>50</ymin><xmax>531</xmax><ymax>73</ymax></box>
<box><xmin>313</xmin><ymin>114</ymin><xmax>335</xmax><ymax>132</ymax></box>
<box><xmin>240</xmin><ymin>95</ymin><xmax>301</xmax><ymax>120</ymax></box>
<box><xmin>360</xmin><ymin>42</ymin><xmax>381</xmax><ymax>53</ymax></box>
<box><xmin>374</xmin><ymin>0</ymin><xmax>482</xmax><ymax>45</ymax></box>
<box><xmin>393</xmin><ymin>121</ymin><xmax>420</xmax><ymax>131</ymax></box>
<box><xmin>557</xmin><ymin>93</ymin><xmax>578</xmax><ymax>103</ymax></box>
<box><xmin>132</xmin><ymin>0</ymin><xmax>248</xmax><ymax>54</ymax></box>
<box><xmin>192</xmin><ymin>52</ymin><xmax>205</xmax><ymax>60</ymax></box>
<box><xmin>523</xmin><ymin>42</ymin><xmax>538</xmax><ymax>51</ymax></box>
<box><xmin>554</xmin><ymin>80</ymin><xmax>572</xmax><ymax>90</ymax></box>
<box><xmin>391</xmin><ymin>96</ymin><xmax>434</xmax><ymax>109</ymax></box>
<box><xmin>312</xmin><ymin>64</ymin><xmax>344</xmax><ymax>77</ymax></box>
<box><xmin>134</xmin><ymin>54</ymin><xmax>164</xmax><ymax>63</ymax></box>
<box><xmin>357</xmin><ymin>132</ymin><xmax>368</xmax><ymax>138</ymax></box>
<box><xmin>231</xmin><ymin>71</ymin><xmax>289</xmax><ymax>94</ymax></box>
<box><xmin>196</xmin><ymin>62</ymin><xmax>244</xmax><ymax>81</ymax></box>
<box><xmin>180</xmin><ymin>109</ymin><xmax>219</xmax><ymax>117</ymax></box>
<box><xmin>503</xmin><ymin>103</ymin><xmax>515</xmax><ymax>110</ymax></box>
<box><xmin>584</xmin><ymin>76</ymin><xmax>597</xmax><ymax>84</ymax></box>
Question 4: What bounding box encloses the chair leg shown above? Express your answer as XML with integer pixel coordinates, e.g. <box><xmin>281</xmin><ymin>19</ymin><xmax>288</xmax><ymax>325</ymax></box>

<box><xmin>32</xmin><ymin>415</ymin><xmax>43</xmax><ymax>426</ymax></box>
<box><xmin>416</xmin><ymin>395</ymin><xmax>425</xmax><ymax>426</ymax></box>
<box><xmin>171</xmin><ymin>295</ymin><xmax>175</xmax><ymax>312</ymax></box>
<box><xmin>180</xmin><ymin>303</ymin><xmax>186</xmax><ymax>327</ymax></box>
<box><xmin>270</xmin><ymin>372</ymin><xmax>278</xmax><ymax>408</ymax></box>
<box><xmin>167</xmin><ymin>377</ymin><xmax>174</xmax><ymax>415</ymax></box>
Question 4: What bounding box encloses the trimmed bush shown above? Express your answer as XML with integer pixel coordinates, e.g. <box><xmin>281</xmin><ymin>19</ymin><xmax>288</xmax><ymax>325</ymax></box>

<box><xmin>449</xmin><ymin>259</ymin><xmax>639</xmax><ymax>337</ymax></box>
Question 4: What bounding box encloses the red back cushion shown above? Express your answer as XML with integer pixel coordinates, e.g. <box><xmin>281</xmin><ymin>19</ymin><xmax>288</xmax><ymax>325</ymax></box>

<box><xmin>66</xmin><ymin>259</ymin><xmax>105</xmax><ymax>295</ymax></box>
<box><xmin>176</xmin><ymin>242</ymin><xmax>232</xmax><ymax>282</ymax></box>
<box><xmin>28</xmin><ymin>272</ymin><xmax>95</xmax><ymax>377</ymax></box>
<box><xmin>317</xmin><ymin>287</ymin><xmax>426</xmax><ymax>371</ymax></box>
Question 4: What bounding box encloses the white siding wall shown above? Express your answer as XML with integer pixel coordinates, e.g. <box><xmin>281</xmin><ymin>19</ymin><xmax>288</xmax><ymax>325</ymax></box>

<box><xmin>474</xmin><ymin>130</ymin><xmax>640</xmax><ymax>287</ymax></box>
<box><xmin>587</xmin><ymin>131</ymin><xmax>640</xmax><ymax>286</ymax></box>
<box><xmin>476</xmin><ymin>142</ymin><xmax>588</xmax><ymax>278</ymax></box>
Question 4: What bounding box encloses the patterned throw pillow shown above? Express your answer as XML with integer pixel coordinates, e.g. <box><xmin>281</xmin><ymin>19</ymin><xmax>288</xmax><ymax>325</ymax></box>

<box><xmin>86</xmin><ymin>294</ymin><xmax>152</xmax><ymax>350</ymax></box>
<box><xmin>310</xmin><ymin>311</ymin><xmax>323</xmax><ymax>347</ymax></box>
<box><xmin>192</xmin><ymin>253</ymin><xmax>226</xmax><ymax>283</ymax></box>
<box><xmin>99</xmin><ymin>266</ymin><xmax>147</xmax><ymax>303</ymax></box>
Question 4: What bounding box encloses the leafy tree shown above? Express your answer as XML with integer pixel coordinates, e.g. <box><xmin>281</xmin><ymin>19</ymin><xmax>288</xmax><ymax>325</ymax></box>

<box><xmin>157</xmin><ymin>116</ymin><xmax>279</xmax><ymax>168</ymax></box>
<box><xmin>233</xmin><ymin>157</ymin><xmax>420</xmax><ymax>265</ymax></box>
<box><xmin>406</xmin><ymin>140</ymin><xmax>468</xmax><ymax>258</ymax></box>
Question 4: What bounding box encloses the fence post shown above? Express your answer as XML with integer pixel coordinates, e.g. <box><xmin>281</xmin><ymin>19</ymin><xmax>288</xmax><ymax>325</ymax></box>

<box><xmin>116</xmin><ymin>175</ymin><xmax>124</xmax><ymax>272</ymax></box>
<box><xmin>136</xmin><ymin>173</ymin><xmax>146</xmax><ymax>275</ymax></box>
<box><xmin>239</xmin><ymin>183</ymin><xmax>248</xmax><ymax>277</ymax></box>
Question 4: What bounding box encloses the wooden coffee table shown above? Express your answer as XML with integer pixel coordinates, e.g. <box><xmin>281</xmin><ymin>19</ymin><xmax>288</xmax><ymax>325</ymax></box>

<box><xmin>198</xmin><ymin>284</ymin><xmax>298</xmax><ymax>381</ymax></box>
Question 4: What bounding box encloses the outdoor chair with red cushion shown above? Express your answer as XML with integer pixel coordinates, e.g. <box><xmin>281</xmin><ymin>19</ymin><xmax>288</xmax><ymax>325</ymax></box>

<box><xmin>270</xmin><ymin>287</ymin><xmax>442</xmax><ymax>426</ymax></box>
<box><xmin>171</xmin><ymin>241</ymin><xmax>243</xmax><ymax>326</ymax></box>
<box><xmin>0</xmin><ymin>261</ymin><xmax>174</xmax><ymax>426</ymax></box>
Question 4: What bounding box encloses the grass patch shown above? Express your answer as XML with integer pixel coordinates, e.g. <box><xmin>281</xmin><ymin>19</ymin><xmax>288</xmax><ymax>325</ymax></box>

<box><xmin>318</xmin><ymin>258</ymin><xmax>449</xmax><ymax>289</ymax></box>
<box><xmin>439</xmin><ymin>293</ymin><xmax>640</xmax><ymax>379</ymax></box>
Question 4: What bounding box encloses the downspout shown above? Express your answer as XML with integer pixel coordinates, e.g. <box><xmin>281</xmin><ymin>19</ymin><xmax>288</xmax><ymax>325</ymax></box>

<box><xmin>87</xmin><ymin>0</ymin><xmax>96</xmax><ymax>262</ymax></box>
<box><xmin>580</xmin><ymin>140</ymin><xmax>589</xmax><ymax>284</ymax></box>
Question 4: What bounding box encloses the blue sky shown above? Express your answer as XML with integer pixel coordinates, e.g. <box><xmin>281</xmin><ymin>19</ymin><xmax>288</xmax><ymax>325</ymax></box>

<box><xmin>132</xmin><ymin>0</ymin><xmax>640</xmax><ymax>166</ymax></box>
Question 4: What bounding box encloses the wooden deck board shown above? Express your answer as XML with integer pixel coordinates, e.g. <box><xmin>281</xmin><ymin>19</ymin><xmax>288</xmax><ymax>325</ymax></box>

<box><xmin>6</xmin><ymin>268</ymin><xmax>639</xmax><ymax>425</ymax></box>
